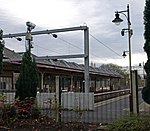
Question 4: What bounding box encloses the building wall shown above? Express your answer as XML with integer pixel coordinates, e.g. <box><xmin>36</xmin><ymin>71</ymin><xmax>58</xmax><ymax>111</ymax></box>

<box><xmin>0</xmin><ymin>62</ymin><xmax>121</xmax><ymax>93</ymax></box>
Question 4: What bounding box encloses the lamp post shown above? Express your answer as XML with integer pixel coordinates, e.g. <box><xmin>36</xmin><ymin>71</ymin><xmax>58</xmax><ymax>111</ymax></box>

<box><xmin>112</xmin><ymin>4</ymin><xmax>133</xmax><ymax>112</ymax></box>
<box><xmin>26</xmin><ymin>21</ymin><xmax>36</xmax><ymax>55</ymax></box>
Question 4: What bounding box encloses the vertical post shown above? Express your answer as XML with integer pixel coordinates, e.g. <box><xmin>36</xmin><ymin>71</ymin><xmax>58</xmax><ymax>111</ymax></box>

<box><xmin>0</xmin><ymin>29</ymin><xmax>4</xmax><ymax>75</ymax></box>
<box><xmin>84</xmin><ymin>27</ymin><xmax>90</xmax><ymax>93</ymax></box>
<box><xmin>142</xmin><ymin>62</ymin><xmax>145</xmax><ymax>87</ymax></box>
<box><xmin>25</xmin><ymin>31</ymin><xmax>32</xmax><ymax>55</ymax></box>
<box><xmin>41</xmin><ymin>73</ymin><xmax>44</xmax><ymax>91</ymax></box>
<box><xmin>127</xmin><ymin>4</ymin><xmax>133</xmax><ymax>113</ymax></box>
<box><xmin>62</xmin><ymin>77</ymin><xmax>64</xmax><ymax>90</ymax></box>
<box><xmin>132</xmin><ymin>70</ymin><xmax>139</xmax><ymax>114</ymax></box>
<box><xmin>71</xmin><ymin>75</ymin><xmax>73</xmax><ymax>91</ymax></box>
<box><xmin>56</xmin><ymin>75</ymin><xmax>61</xmax><ymax>122</ymax></box>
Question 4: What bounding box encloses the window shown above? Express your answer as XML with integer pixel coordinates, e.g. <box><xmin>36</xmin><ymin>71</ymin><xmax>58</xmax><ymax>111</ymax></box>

<box><xmin>0</xmin><ymin>77</ymin><xmax>12</xmax><ymax>90</ymax></box>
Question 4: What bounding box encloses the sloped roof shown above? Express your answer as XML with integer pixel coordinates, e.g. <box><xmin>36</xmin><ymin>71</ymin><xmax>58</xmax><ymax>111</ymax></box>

<box><xmin>3</xmin><ymin>47</ymin><xmax>122</xmax><ymax>78</ymax></box>
<box><xmin>3</xmin><ymin>48</ymin><xmax>22</xmax><ymax>61</ymax></box>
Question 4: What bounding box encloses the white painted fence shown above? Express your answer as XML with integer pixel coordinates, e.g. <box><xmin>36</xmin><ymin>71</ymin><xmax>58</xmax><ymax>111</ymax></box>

<box><xmin>2</xmin><ymin>92</ymin><xmax>94</xmax><ymax>110</ymax></box>
<box><xmin>61</xmin><ymin>92</ymin><xmax>94</xmax><ymax>110</ymax></box>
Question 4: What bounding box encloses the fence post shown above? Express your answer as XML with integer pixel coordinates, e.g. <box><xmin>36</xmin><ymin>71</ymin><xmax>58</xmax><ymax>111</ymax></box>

<box><xmin>132</xmin><ymin>70</ymin><xmax>139</xmax><ymax>114</ymax></box>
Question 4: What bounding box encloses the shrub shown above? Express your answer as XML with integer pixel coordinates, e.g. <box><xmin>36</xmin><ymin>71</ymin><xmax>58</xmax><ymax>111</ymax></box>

<box><xmin>14</xmin><ymin>97</ymin><xmax>35</xmax><ymax>118</ymax></box>
<box><xmin>143</xmin><ymin>0</ymin><xmax>150</xmax><ymax>104</ymax></box>
<box><xmin>15</xmin><ymin>50</ymin><xmax>39</xmax><ymax>100</ymax></box>
<box><xmin>108</xmin><ymin>115</ymin><xmax>150</xmax><ymax>131</ymax></box>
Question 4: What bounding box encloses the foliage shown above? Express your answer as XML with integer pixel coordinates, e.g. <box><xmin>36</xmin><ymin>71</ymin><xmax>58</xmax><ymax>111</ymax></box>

<box><xmin>0</xmin><ymin>97</ymin><xmax>40</xmax><ymax>127</ymax></box>
<box><xmin>15</xmin><ymin>50</ymin><xmax>40</xmax><ymax>100</ymax></box>
<box><xmin>0</xmin><ymin>93</ymin><xmax>17</xmax><ymax>126</ymax></box>
<box><xmin>144</xmin><ymin>0</ymin><xmax>150</xmax><ymax>42</ymax></box>
<box><xmin>1</xmin><ymin>96</ymin><xmax>97</xmax><ymax>130</ymax></box>
<box><xmin>108</xmin><ymin>115</ymin><xmax>150</xmax><ymax>131</ymax></box>
<box><xmin>0</xmin><ymin>92</ymin><xmax>6</xmax><ymax>104</ymax></box>
<box><xmin>142</xmin><ymin>0</ymin><xmax>150</xmax><ymax>104</ymax></box>
<box><xmin>14</xmin><ymin>97</ymin><xmax>35</xmax><ymax>118</ymax></box>
<box><xmin>100</xmin><ymin>63</ymin><xmax>129</xmax><ymax>88</ymax></box>
<box><xmin>5</xmin><ymin>118</ymin><xmax>98</xmax><ymax>130</ymax></box>
<box><xmin>0</xmin><ymin>104</ymin><xmax>17</xmax><ymax>125</ymax></box>
<box><xmin>100</xmin><ymin>63</ymin><xmax>128</xmax><ymax>75</ymax></box>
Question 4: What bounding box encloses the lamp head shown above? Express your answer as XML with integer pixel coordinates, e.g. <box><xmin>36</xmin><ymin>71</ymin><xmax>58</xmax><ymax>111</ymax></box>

<box><xmin>112</xmin><ymin>12</ymin><xmax>123</xmax><ymax>25</ymax></box>
<box><xmin>16</xmin><ymin>37</ymin><xmax>22</xmax><ymax>41</ymax></box>
<box><xmin>121</xmin><ymin>30</ymin><xmax>125</xmax><ymax>36</ymax></box>
<box><xmin>52</xmin><ymin>34</ymin><xmax>57</xmax><ymax>38</ymax></box>
<box><xmin>122</xmin><ymin>51</ymin><xmax>127</xmax><ymax>58</ymax></box>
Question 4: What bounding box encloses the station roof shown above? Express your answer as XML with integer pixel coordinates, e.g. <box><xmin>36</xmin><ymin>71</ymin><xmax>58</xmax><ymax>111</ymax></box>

<box><xmin>3</xmin><ymin>47</ymin><xmax>122</xmax><ymax>78</ymax></box>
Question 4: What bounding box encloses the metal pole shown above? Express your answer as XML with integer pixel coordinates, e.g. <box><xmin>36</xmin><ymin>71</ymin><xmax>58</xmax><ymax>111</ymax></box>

<box><xmin>25</xmin><ymin>30</ymin><xmax>32</xmax><ymax>55</ymax></box>
<box><xmin>56</xmin><ymin>75</ymin><xmax>61</xmax><ymax>122</ymax></box>
<box><xmin>131</xmin><ymin>70</ymin><xmax>139</xmax><ymax>114</ymax></box>
<box><xmin>84</xmin><ymin>27</ymin><xmax>89</xmax><ymax>93</ymax></box>
<box><xmin>127</xmin><ymin>4</ymin><xmax>133</xmax><ymax>112</ymax></box>
<box><xmin>3</xmin><ymin>26</ymin><xmax>88</xmax><ymax>38</ymax></box>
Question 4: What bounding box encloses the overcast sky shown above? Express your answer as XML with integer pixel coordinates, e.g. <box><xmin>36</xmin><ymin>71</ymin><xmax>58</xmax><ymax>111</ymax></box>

<box><xmin>0</xmin><ymin>0</ymin><xmax>146</xmax><ymax>67</ymax></box>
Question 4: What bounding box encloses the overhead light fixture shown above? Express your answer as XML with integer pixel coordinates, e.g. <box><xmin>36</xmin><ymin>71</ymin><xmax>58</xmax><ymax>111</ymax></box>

<box><xmin>52</xmin><ymin>34</ymin><xmax>57</xmax><ymax>38</ymax></box>
<box><xmin>122</xmin><ymin>51</ymin><xmax>129</xmax><ymax>58</ymax></box>
<box><xmin>122</xmin><ymin>51</ymin><xmax>127</xmax><ymax>57</ymax></box>
<box><xmin>16</xmin><ymin>37</ymin><xmax>22</xmax><ymax>41</ymax></box>
<box><xmin>112</xmin><ymin>12</ymin><xmax>123</xmax><ymax>25</ymax></box>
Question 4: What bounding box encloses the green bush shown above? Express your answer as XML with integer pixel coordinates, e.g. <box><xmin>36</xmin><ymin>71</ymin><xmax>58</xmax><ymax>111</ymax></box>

<box><xmin>15</xmin><ymin>51</ymin><xmax>39</xmax><ymax>100</ymax></box>
<box><xmin>108</xmin><ymin>115</ymin><xmax>150</xmax><ymax>131</ymax></box>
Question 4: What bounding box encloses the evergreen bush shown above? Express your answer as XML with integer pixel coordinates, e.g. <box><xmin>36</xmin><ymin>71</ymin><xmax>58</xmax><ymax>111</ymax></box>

<box><xmin>15</xmin><ymin>51</ymin><xmax>39</xmax><ymax>100</ymax></box>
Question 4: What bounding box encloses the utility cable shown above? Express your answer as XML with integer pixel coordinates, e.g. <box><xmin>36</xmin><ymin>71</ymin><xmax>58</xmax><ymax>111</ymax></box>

<box><xmin>34</xmin><ymin>44</ymin><xmax>62</xmax><ymax>55</ymax></box>
<box><xmin>57</xmin><ymin>37</ymin><xmax>83</xmax><ymax>51</ymax></box>
<box><xmin>57</xmin><ymin>35</ymin><xmax>103</xmax><ymax>59</ymax></box>
<box><xmin>90</xmin><ymin>34</ymin><xmax>121</xmax><ymax>57</ymax></box>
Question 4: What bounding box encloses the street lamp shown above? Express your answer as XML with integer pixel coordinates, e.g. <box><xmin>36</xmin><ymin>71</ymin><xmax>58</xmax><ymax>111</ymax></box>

<box><xmin>112</xmin><ymin>4</ymin><xmax>133</xmax><ymax>112</ymax></box>
<box><xmin>112</xmin><ymin>12</ymin><xmax>123</xmax><ymax>25</ymax></box>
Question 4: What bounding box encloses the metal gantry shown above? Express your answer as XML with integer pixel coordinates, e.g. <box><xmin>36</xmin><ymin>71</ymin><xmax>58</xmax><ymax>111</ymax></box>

<box><xmin>2</xmin><ymin>25</ymin><xmax>90</xmax><ymax>93</ymax></box>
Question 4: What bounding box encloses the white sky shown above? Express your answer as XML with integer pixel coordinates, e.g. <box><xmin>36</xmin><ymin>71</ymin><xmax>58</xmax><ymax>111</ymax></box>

<box><xmin>0</xmin><ymin>0</ymin><xmax>147</xmax><ymax>67</ymax></box>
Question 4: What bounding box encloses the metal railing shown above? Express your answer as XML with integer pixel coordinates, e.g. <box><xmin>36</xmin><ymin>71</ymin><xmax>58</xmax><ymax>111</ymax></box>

<box><xmin>94</xmin><ymin>89</ymin><xmax>130</xmax><ymax>103</ymax></box>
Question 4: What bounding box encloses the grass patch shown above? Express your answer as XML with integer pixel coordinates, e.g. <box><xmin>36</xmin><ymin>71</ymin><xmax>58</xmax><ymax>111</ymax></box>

<box><xmin>108</xmin><ymin>115</ymin><xmax>150</xmax><ymax>131</ymax></box>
